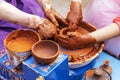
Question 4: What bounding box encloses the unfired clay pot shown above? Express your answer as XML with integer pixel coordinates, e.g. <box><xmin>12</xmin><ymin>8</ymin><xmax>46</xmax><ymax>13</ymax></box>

<box><xmin>32</xmin><ymin>40</ymin><xmax>60</xmax><ymax>64</ymax></box>
<box><xmin>4</xmin><ymin>29</ymin><xmax>41</xmax><ymax>68</ymax></box>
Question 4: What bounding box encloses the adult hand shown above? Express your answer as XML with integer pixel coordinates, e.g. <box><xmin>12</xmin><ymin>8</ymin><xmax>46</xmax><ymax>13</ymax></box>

<box><xmin>66</xmin><ymin>0</ymin><xmax>82</xmax><ymax>29</ymax></box>
<box><xmin>37</xmin><ymin>0</ymin><xmax>67</xmax><ymax>27</ymax></box>
<box><xmin>36</xmin><ymin>18</ymin><xmax>57</xmax><ymax>39</ymax></box>
<box><xmin>58</xmin><ymin>22</ymin><xmax>120</xmax><ymax>50</ymax></box>
<box><xmin>57</xmin><ymin>32</ymin><xmax>96</xmax><ymax>50</ymax></box>
<box><xmin>28</xmin><ymin>16</ymin><xmax>57</xmax><ymax>39</ymax></box>
<box><xmin>0</xmin><ymin>1</ymin><xmax>57</xmax><ymax>39</ymax></box>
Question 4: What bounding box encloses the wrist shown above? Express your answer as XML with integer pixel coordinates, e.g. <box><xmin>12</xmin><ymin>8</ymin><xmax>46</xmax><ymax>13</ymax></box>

<box><xmin>25</xmin><ymin>15</ymin><xmax>43</xmax><ymax>29</ymax></box>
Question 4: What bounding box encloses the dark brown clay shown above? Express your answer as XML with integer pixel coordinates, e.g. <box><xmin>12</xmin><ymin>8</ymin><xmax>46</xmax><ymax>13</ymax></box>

<box><xmin>32</xmin><ymin>40</ymin><xmax>60</xmax><ymax>64</ymax></box>
<box><xmin>100</xmin><ymin>60</ymin><xmax>112</xmax><ymax>74</ymax></box>
<box><xmin>84</xmin><ymin>68</ymin><xmax>111</xmax><ymax>80</ymax></box>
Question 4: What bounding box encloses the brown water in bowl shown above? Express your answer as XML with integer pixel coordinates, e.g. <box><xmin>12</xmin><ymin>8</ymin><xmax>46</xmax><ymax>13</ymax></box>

<box><xmin>7</xmin><ymin>37</ymin><xmax>36</xmax><ymax>52</ymax></box>
<box><xmin>33</xmin><ymin>42</ymin><xmax>58</xmax><ymax>58</ymax></box>
<box><xmin>34</xmin><ymin>47</ymin><xmax>57</xmax><ymax>58</ymax></box>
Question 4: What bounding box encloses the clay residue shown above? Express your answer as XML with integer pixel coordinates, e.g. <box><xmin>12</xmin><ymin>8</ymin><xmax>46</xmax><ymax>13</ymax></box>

<box><xmin>37</xmin><ymin>19</ymin><xmax>57</xmax><ymax>39</ymax></box>
<box><xmin>58</xmin><ymin>22</ymin><xmax>98</xmax><ymax>49</ymax></box>
<box><xmin>58</xmin><ymin>22</ymin><xmax>103</xmax><ymax>62</ymax></box>
<box><xmin>61</xmin><ymin>44</ymin><xmax>100</xmax><ymax>62</ymax></box>
<box><xmin>55</xmin><ymin>1</ymin><xmax>103</xmax><ymax>64</ymax></box>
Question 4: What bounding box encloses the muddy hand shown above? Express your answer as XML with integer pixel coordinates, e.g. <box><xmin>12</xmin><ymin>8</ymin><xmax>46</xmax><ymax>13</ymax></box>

<box><xmin>36</xmin><ymin>18</ymin><xmax>57</xmax><ymax>39</ymax></box>
<box><xmin>37</xmin><ymin>0</ymin><xmax>67</xmax><ymax>27</ymax></box>
<box><xmin>66</xmin><ymin>0</ymin><xmax>82</xmax><ymax>29</ymax></box>
<box><xmin>58</xmin><ymin>33</ymin><xmax>96</xmax><ymax>50</ymax></box>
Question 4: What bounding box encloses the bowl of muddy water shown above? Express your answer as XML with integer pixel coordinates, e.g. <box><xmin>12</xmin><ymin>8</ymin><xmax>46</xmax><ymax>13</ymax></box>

<box><xmin>32</xmin><ymin>40</ymin><xmax>60</xmax><ymax>64</ymax></box>
<box><xmin>4</xmin><ymin>29</ymin><xmax>41</xmax><ymax>68</ymax></box>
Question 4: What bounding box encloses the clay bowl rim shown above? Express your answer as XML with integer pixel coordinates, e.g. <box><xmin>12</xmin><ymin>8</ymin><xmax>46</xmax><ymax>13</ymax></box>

<box><xmin>4</xmin><ymin>29</ymin><xmax>41</xmax><ymax>52</ymax></box>
<box><xmin>69</xmin><ymin>43</ymin><xmax>104</xmax><ymax>65</ymax></box>
<box><xmin>59</xmin><ymin>21</ymin><xmax>104</xmax><ymax>66</ymax></box>
<box><xmin>32</xmin><ymin>40</ymin><xmax>60</xmax><ymax>59</ymax></box>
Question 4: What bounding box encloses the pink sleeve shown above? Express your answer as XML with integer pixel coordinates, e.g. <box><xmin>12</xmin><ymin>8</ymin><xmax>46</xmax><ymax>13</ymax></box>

<box><xmin>113</xmin><ymin>16</ymin><xmax>120</xmax><ymax>30</ymax></box>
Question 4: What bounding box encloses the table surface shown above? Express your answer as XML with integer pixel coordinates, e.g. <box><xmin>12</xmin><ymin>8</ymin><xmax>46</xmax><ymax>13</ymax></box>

<box><xmin>93</xmin><ymin>51</ymin><xmax>120</xmax><ymax>80</ymax></box>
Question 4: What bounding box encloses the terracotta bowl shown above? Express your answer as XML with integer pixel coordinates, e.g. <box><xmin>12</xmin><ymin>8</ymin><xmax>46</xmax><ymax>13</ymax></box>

<box><xmin>32</xmin><ymin>40</ymin><xmax>60</xmax><ymax>64</ymax></box>
<box><xmin>4</xmin><ymin>29</ymin><xmax>41</xmax><ymax>68</ymax></box>
<box><xmin>84</xmin><ymin>68</ymin><xmax>111</xmax><ymax>80</ymax></box>
<box><xmin>57</xmin><ymin>21</ymin><xmax>104</xmax><ymax>68</ymax></box>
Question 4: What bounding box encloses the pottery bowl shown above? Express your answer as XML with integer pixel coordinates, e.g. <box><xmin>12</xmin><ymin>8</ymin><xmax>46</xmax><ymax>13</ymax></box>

<box><xmin>57</xmin><ymin>21</ymin><xmax>104</xmax><ymax>68</ymax></box>
<box><xmin>4</xmin><ymin>29</ymin><xmax>40</xmax><ymax>68</ymax></box>
<box><xmin>32</xmin><ymin>40</ymin><xmax>60</xmax><ymax>64</ymax></box>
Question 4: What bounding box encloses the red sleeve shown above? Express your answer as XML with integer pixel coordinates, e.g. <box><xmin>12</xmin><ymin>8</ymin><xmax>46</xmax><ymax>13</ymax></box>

<box><xmin>113</xmin><ymin>16</ymin><xmax>120</xmax><ymax>30</ymax></box>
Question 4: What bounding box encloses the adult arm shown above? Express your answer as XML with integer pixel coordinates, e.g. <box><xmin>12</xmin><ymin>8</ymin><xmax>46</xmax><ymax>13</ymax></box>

<box><xmin>58</xmin><ymin>20</ymin><xmax>120</xmax><ymax>49</ymax></box>
<box><xmin>0</xmin><ymin>1</ymin><xmax>57</xmax><ymax>39</ymax></box>
<box><xmin>0</xmin><ymin>0</ymin><xmax>43</xmax><ymax>28</ymax></box>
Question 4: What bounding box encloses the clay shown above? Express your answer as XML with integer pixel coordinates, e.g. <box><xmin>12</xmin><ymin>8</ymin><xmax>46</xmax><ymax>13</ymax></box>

<box><xmin>58</xmin><ymin>22</ymin><xmax>103</xmax><ymax>63</ymax></box>
<box><xmin>66</xmin><ymin>1</ymin><xmax>82</xmax><ymax>28</ymax></box>
<box><xmin>84</xmin><ymin>68</ymin><xmax>111</xmax><ymax>80</ymax></box>
<box><xmin>55</xmin><ymin>0</ymin><xmax>103</xmax><ymax>63</ymax></box>
<box><xmin>37</xmin><ymin>19</ymin><xmax>57</xmax><ymax>39</ymax></box>
<box><xmin>100</xmin><ymin>60</ymin><xmax>112</xmax><ymax>74</ymax></box>
<box><xmin>58</xmin><ymin>25</ymin><xmax>97</xmax><ymax>50</ymax></box>
<box><xmin>57</xmin><ymin>0</ymin><xmax>97</xmax><ymax>50</ymax></box>
<box><xmin>32</xmin><ymin>40</ymin><xmax>60</xmax><ymax>64</ymax></box>
<box><xmin>61</xmin><ymin>46</ymin><xmax>94</xmax><ymax>62</ymax></box>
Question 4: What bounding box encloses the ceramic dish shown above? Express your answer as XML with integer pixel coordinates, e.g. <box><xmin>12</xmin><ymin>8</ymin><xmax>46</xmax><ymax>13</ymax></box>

<box><xmin>32</xmin><ymin>40</ymin><xmax>60</xmax><ymax>64</ymax></box>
